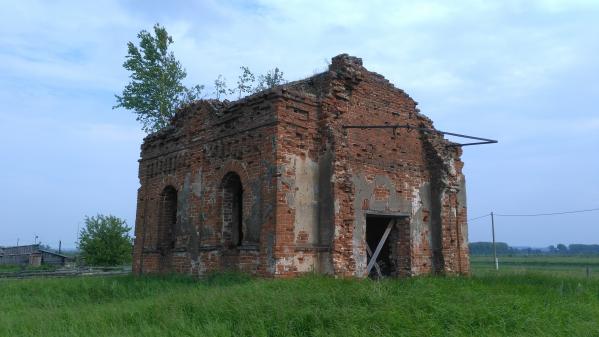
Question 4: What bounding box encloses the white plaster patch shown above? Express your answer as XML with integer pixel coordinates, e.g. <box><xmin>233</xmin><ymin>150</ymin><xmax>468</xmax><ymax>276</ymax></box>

<box><xmin>294</xmin><ymin>252</ymin><xmax>317</xmax><ymax>273</ymax></box>
<box><xmin>191</xmin><ymin>171</ymin><xmax>203</xmax><ymax>198</ymax></box>
<box><xmin>284</xmin><ymin>154</ymin><xmax>319</xmax><ymax>244</ymax></box>
<box><xmin>411</xmin><ymin>186</ymin><xmax>423</xmax><ymax>216</ymax></box>
<box><xmin>447</xmin><ymin>157</ymin><xmax>457</xmax><ymax>176</ymax></box>
<box><xmin>276</xmin><ymin>256</ymin><xmax>295</xmax><ymax>274</ymax></box>
<box><xmin>333</xmin><ymin>220</ymin><xmax>342</xmax><ymax>240</ymax></box>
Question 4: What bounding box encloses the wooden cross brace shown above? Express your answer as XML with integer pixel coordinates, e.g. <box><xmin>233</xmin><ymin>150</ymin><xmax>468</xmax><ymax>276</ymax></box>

<box><xmin>366</xmin><ymin>245</ymin><xmax>382</xmax><ymax>277</ymax></box>
<box><xmin>365</xmin><ymin>219</ymin><xmax>395</xmax><ymax>277</ymax></box>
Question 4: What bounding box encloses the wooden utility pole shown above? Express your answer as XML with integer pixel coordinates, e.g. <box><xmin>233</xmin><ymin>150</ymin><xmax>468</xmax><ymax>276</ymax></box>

<box><xmin>491</xmin><ymin>212</ymin><xmax>498</xmax><ymax>270</ymax></box>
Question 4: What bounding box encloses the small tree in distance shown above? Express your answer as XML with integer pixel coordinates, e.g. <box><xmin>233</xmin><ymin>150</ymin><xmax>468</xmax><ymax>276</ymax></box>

<box><xmin>114</xmin><ymin>23</ymin><xmax>204</xmax><ymax>133</ymax></box>
<box><xmin>78</xmin><ymin>214</ymin><xmax>132</xmax><ymax>266</ymax></box>
<box><xmin>556</xmin><ymin>243</ymin><xmax>568</xmax><ymax>255</ymax></box>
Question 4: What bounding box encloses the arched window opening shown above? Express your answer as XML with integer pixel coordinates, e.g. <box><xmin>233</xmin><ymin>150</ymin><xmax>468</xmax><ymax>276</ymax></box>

<box><xmin>222</xmin><ymin>172</ymin><xmax>243</xmax><ymax>247</ymax></box>
<box><xmin>159</xmin><ymin>186</ymin><xmax>178</xmax><ymax>253</ymax></box>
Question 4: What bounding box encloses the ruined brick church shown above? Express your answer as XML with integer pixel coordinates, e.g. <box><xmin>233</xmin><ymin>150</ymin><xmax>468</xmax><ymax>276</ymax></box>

<box><xmin>132</xmin><ymin>54</ymin><xmax>470</xmax><ymax>278</ymax></box>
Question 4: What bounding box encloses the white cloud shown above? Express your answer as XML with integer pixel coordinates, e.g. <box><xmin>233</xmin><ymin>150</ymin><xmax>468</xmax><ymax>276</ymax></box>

<box><xmin>531</xmin><ymin>0</ymin><xmax>599</xmax><ymax>13</ymax></box>
<box><xmin>2</xmin><ymin>0</ymin><xmax>597</xmax><ymax>99</ymax></box>
<box><xmin>0</xmin><ymin>0</ymin><xmax>143</xmax><ymax>91</ymax></box>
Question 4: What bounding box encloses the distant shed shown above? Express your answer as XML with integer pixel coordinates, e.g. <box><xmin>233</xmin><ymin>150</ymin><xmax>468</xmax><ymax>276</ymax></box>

<box><xmin>0</xmin><ymin>244</ymin><xmax>69</xmax><ymax>266</ymax></box>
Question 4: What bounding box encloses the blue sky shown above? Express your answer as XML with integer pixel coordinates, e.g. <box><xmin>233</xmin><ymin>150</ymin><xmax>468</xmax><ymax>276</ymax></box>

<box><xmin>1</xmin><ymin>0</ymin><xmax>597</xmax><ymax>249</ymax></box>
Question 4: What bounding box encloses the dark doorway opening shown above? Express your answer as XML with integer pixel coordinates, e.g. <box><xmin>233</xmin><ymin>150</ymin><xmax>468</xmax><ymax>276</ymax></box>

<box><xmin>159</xmin><ymin>186</ymin><xmax>178</xmax><ymax>253</ymax></box>
<box><xmin>366</xmin><ymin>216</ymin><xmax>397</xmax><ymax>278</ymax></box>
<box><xmin>234</xmin><ymin>183</ymin><xmax>243</xmax><ymax>245</ymax></box>
<box><xmin>158</xmin><ymin>185</ymin><xmax>178</xmax><ymax>273</ymax></box>
<box><xmin>222</xmin><ymin>172</ymin><xmax>244</xmax><ymax>247</ymax></box>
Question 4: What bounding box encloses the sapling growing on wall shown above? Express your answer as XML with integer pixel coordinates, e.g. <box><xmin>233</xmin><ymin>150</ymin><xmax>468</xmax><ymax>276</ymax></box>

<box><xmin>116</xmin><ymin>23</ymin><xmax>287</xmax><ymax>125</ymax></box>
<box><xmin>214</xmin><ymin>75</ymin><xmax>228</xmax><ymax>100</ymax></box>
<box><xmin>114</xmin><ymin>23</ymin><xmax>204</xmax><ymax>133</ymax></box>
<box><xmin>232</xmin><ymin>66</ymin><xmax>255</xmax><ymax>98</ymax></box>
<box><xmin>254</xmin><ymin>67</ymin><xmax>286</xmax><ymax>92</ymax></box>
<box><xmin>216</xmin><ymin>67</ymin><xmax>286</xmax><ymax>100</ymax></box>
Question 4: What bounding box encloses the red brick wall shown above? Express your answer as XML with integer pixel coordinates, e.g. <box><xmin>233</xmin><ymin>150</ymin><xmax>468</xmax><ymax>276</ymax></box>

<box><xmin>133</xmin><ymin>96</ymin><xmax>280</xmax><ymax>276</ymax></box>
<box><xmin>316</xmin><ymin>55</ymin><xmax>469</xmax><ymax>276</ymax></box>
<box><xmin>133</xmin><ymin>54</ymin><xmax>469</xmax><ymax>278</ymax></box>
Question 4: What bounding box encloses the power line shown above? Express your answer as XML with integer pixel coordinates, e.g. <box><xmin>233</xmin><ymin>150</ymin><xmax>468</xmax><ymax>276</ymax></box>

<box><xmin>494</xmin><ymin>207</ymin><xmax>599</xmax><ymax>217</ymax></box>
<box><xmin>467</xmin><ymin>207</ymin><xmax>599</xmax><ymax>222</ymax></box>
<box><xmin>468</xmin><ymin>213</ymin><xmax>491</xmax><ymax>222</ymax></box>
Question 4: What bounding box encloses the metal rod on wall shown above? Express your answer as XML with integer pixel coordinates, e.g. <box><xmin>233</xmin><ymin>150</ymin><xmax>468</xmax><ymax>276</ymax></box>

<box><xmin>342</xmin><ymin>124</ymin><xmax>498</xmax><ymax>147</ymax></box>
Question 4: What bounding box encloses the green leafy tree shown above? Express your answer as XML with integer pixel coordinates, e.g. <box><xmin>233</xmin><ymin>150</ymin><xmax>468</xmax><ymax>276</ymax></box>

<box><xmin>78</xmin><ymin>214</ymin><xmax>132</xmax><ymax>266</ymax></box>
<box><xmin>114</xmin><ymin>23</ymin><xmax>204</xmax><ymax>133</ymax></box>
<box><xmin>254</xmin><ymin>67</ymin><xmax>286</xmax><ymax>93</ymax></box>
<box><xmin>468</xmin><ymin>242</ymin><xmax>510</xmax><ymax>255</ymax></box>
<box><xmin>556</xmin><ymin>243</ymin><xmax>568</xmax><ymax>254</ymax></box>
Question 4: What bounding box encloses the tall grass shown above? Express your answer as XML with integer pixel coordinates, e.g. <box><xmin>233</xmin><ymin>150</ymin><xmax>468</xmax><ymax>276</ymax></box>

<box><xmin>1</xmin><ymin>272</ymin><xmax>598</xmax><ymax>336</ymax></box>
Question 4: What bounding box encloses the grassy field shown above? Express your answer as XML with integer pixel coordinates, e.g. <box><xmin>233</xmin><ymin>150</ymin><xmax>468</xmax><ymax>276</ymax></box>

<box><xmin>1</xmin><ymin>270</ymin><xmax>599</xmax><ymax>337</ymax></box>
<box><xmin>471</xmin><ymin>255</ymin><xmax>599</xmax><ymax>278</ymax></box>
